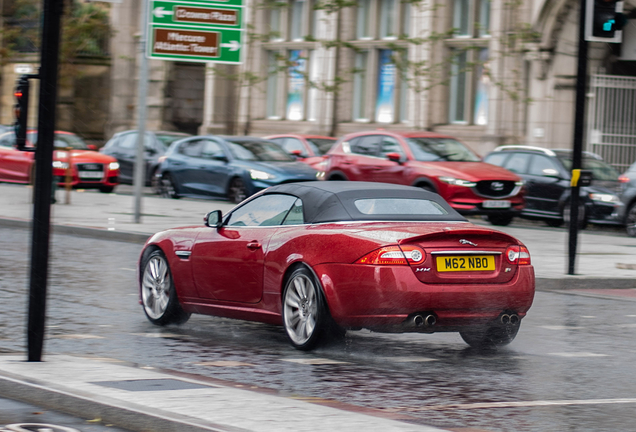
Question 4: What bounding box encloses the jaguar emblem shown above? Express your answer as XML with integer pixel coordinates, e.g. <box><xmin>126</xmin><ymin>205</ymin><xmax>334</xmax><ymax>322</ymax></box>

<box><xmin>459</xmin><ymin>239</ymin><xmax>477</xmax><ymax>247</ymax></box>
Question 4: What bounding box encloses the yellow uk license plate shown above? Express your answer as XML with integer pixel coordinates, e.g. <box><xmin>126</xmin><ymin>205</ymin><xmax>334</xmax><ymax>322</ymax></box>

<box><xmin>436</xmin><ymin>255</ymin><xmax>495</xmax><ymax>272</ymax></box>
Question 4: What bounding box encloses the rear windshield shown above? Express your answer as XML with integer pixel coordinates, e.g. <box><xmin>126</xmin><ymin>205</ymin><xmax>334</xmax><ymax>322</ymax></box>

<box><xmin>354</xmin><ymin>198</ymin><xmax>448</xmax><ymax>215</ymax></box>
<box><xmin>559</xmin><ymin>156</ymin><xmax>619</xmax><ymax>181</ymax></box>
<box><xmin>306</xmin><ymin>138</ymin><xmax>337</xmax><ymax>155</ymax></box>
<box><xmin>228</xmin><ymin>140</ymin><xmax>294</xmax><ymax>162</ymax></box>
<box><xmin>406</xmin><ymin>138</ymin><xmax>481</xmax><ymax>162</ymax></box>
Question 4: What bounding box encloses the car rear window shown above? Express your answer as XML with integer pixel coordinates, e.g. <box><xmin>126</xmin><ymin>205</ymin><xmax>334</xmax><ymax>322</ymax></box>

<box><xmin>354</xmin><ymin>198</ymin><xmax>448</xmax><ymax>215</ymax></box>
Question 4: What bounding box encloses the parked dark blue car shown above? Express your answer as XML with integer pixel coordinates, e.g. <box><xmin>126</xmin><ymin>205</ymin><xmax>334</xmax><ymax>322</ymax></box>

<box><xmin>157</xmin><ymin>136</ymin><xmax>318</xmax><ymax>203</ymax></box>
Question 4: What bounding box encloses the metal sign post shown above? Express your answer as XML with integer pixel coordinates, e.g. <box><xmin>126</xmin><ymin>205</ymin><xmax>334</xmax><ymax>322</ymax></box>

<box><xmin>568</xmin><ymin>0</ymin><xmax>589</xmax><ymax>275</ymax></box>
<box><xmin>27</xmin><ymin>0</ymin><xmax>63</xmax><ymax>362</ymax></box>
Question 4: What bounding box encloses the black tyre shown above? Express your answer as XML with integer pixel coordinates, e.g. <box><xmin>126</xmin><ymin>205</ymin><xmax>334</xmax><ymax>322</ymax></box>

<box><xmin>487</xmin><ymin>213</ymin><xmax>514</xmax><ymax>226</ymax></box>
<box><xmin>99</xmin><ymin>186</ymin><xmax>114</xmax><ymax>193</ymax></box>
<box><xmin>282</xmin><ymin>267</ymin><xmax>334</xmax><ymax>351</ymax></box>
<box><xmin>545</xmin><ymin>218</ymin><xmax>564</xmax><ymax>228</ymax></box>
<box><xmin>460</xmin><ymin>323</ymin><xmax>520</xmax><ymax>349</ymax></box>
<box><xmin>228</xmin><ymin>177</ymin><xmax>247</xmax><ymax>204</ymax></box>
<box><xmin>149</xmin><ymin>169</ymin><xmax>161</xmax><ymax>194</ymax></box>
<box><xmin>626</xmin><ymin>203</ymin><xmax>636</xmax><ymax>237</ymax></box>
<box><xmin>563</xmin><ymin>201</ymin><xmax>587</xmax><ymax>229</ymax></box>
<box><xmin>417</xmin><ymin>184</ymin><xmax>436</xmax><ymax>193</ymax></box>
<box><xmin>161</xmin><ymin>174</ymin><xmax>180</xmax><ymax>199</ymax></box>
<box><xmin>140</xmin><ymin>249</ymin><xmax>190</xmax><ymax>326</ymax></box>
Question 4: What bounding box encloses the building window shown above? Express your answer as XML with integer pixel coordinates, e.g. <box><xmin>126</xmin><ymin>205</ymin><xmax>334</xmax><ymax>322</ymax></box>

<box><xmin>473</xmin><ymin>48</ymin><xmax>490</xmax><ymax>125</ymax></box>
<box><xmin>401</xmin><ymin>1</ymin><xmax>411</xmax><ymax>37</ymax></box>
<box><xmin>287</xmin><ymin>50</ymin><xmax>307</xmax><ymax>120</ymax></box>
<box><xmin>379</xmin><ymin>0</ymin><xmax>397</xmax><ymax>39</ymax></box>
<box><xmin>266</xmin><ymin>52</ymin><xmax>280</xmax><ymax>118</ymax></box>
<box><xmin>289</xmin><ymin>0</ymin><xmax>306</xmax><ymax>41</ymax></box>
<box><xmin>376</xmin><ymin>49</ymin><xmax>396</xmax><ymax>123</ymax></box>
<box><xmin>478</xmin><ymin>0</ymin><xmax>490</xmax><ymax>36</ymax></box>
<box><xmin>447</xmin><ymin>0</ymin><xmax>491</xmax><ymax>125</ymax></box>
<box><xmin>269</xmin><ymin>8</ymin><xmax>283</xmax><ymax>41</ymax></box>
<box><xmin>453</xmin><ymin>0</ymin><xmax>471</xmax><ymax>37</ymax></box>
<box><xmin>449</xmin><ymin>49</ymin><xmax>467</xmax><ymax>123</ymax></box>
<box><xmin>356</xmin><ymin>0</ymin><xmax>372</xmax><ymax>39</ymax></box>
<box><xmin>353</xmin><ymin>51</ymin><xmax>369</xmax><ymax>120</ymax></box>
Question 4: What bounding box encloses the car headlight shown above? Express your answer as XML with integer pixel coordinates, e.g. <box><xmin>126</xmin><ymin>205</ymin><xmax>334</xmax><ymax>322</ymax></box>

<box><xmin>52</xmin><ymin>161</ymin><xmax>69</xmax><ymax>169</ymax></box>
<box><xmin>316</xmin><ymin>171</ymin><xmax>325</xmax><ymax>180</ymax></box>
<box><xmin>439</xmin><ymin>176</ymin><xmax>477</xmax><ymax>187</ymax></box>
<box><xmin>250</xmin><ymin>169</ymin><xmax>275</xmax><ymax>180</ymax></box>
<box><xmin>515</xmin><ymin>180</ymin><xmax>525</xmax><ymax>187</ymax></box>
<box><xmin>109</xmin><ymin>162</ymin><xmax>120</xmax><ymax>170</ymax></box>
<box><xmin>589</xmin><ymin>193</ymin><xmax>620</xmax><ymax>204</ymax></box>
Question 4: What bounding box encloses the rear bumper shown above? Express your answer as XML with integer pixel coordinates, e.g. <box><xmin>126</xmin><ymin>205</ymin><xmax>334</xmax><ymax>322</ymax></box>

<box><xmin>314</xmin><ymin>263</ymin><xmax>535</xmax><ymax>329</ymax></box>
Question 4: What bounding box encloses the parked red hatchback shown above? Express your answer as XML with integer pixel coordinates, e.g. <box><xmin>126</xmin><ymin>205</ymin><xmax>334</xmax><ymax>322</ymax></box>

<box><xmin>0</xmin><ymin>130</ymin><xmax>120</xmax><ymax>192</ymax></box>
<box><xmin>322</xmin><ymin>130</ymin><xmax>525</xmax><ymax>226</ymax></box>
<box><xmin>265</xmin><ymin>134</ymin><xmax>337</xmax><ymax>169</ymax></box>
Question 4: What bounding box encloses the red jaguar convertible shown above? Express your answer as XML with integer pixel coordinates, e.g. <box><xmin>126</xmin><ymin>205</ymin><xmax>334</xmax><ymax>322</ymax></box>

<box><xmin>139</xmin><ymin>182</ymin><xmax>535</xmax><ymax>350</ymax></box>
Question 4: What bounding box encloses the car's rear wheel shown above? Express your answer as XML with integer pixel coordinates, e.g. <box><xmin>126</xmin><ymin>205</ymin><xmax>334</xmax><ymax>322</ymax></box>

<box><xmin>149</xmin><ymin>168</ymin><xmax>161</xmax><ymax>194</ymax></box>
<box><xmin>228</xmin><ymin>177</ymin><xmax>247</xmax><ymax>204</ymax></box>
<box><xmin>161</xmin><ymin>174</ymin><xmax>180</xmax><ymax>199</ymax></box>
<box><xmin>283</xmin><ymin>268</ymin><xmax>332</xmax><ymax>351</ymax></box>
<box><xmin>626</xmin><ymin>203</ymin><xmax>636</xmax><ymax>237</ymax></box>
<box><xmin>460</xmin><ymin>323</ymin><xmax>520</xmax><ymax>349</ymax></box>
<box><xmin>486</xmin><ymin>212</ymin><xmax>513</xmax><ymax>226</ymax></box>
<box><xmin>141</xmin><ymin>249</ymin><xmax>190</xmax><ymax>326</ymax></box>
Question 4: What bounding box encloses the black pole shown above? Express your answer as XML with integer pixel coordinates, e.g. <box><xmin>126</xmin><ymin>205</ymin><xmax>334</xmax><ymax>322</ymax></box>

<box><xmin>568</xmin><ymin>0</ymin><xmax>588</xmax><ymax>275</ymax></box>
<box><xmin>27</xmin><ymin>0</ymin><xmax>63</xmax><ymax>362</ymax></box>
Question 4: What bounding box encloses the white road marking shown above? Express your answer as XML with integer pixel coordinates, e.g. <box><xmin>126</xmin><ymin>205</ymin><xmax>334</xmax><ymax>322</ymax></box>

<box><xmin>130</xmin><ymin>333</ymin><xmax>188</xmax><ymax>339</ymax></box>
<box><xmin>580</xmin><ymin>316</ymin><xmax>596</xmax><ymax>318</ymax></box>
<box><xmin>390</xmin><ymin>398</ymin><xmax>636</xmax><ymax>412</ymax></box>
<box><xmin>539</xmin><ymin>325</ymin><xmax>584</xmax><ymax>330</ymax></box>
<box><xmin>51</xmin><ymin>334</ymin><xmax>105</xmax><ymax>340</ymax></box>
<box><xmin>548</xmin><ymin>352</ymin><xmax>609</xmax><ymax>358</ymax></box>
<box><xmin>379</xmin><ymin>357</ymin><xmax>437</xmax><ymax>363</ymax></box>
<box><xmin>283</xmin><ymin>358</ymin><xmax>350</xmax><ymax>365</ymax></box>
<box><xmin>119</xmin><ymin>268</ymin><xmax>136</xmax><ymax>271</ymax></box>
<box><xmin>195</xmin><ymin>361</ymin><xmax>255</xmax><ymax>367</ymax></box>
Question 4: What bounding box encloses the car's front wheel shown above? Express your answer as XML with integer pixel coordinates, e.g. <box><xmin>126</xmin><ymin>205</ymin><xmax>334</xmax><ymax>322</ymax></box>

<box><xmin>460</xmin><ymin>323</ymin><xmax>520</xmax><ymax>349</ymax></box>
<box><xmin>626</xmin><ymin>203</ymin><xmax>636</xmax><ymax>237</ymax></box>
<box><xmin>282</xmin><ymin>268</ymin><xmax>333</xmax><ymax>351</ymax></box>
<box><xmin>161</xmin><ymin>174</ymin><xmax>180</xmax><ymax>199</ymax></box>
<box><xmin>99</xmin><ymin>186</ymin><xmax>114</xmax><ymax>193</ymax></box>
<box><xmin>141</xmin><ymin>249</ymin><xmax>190</xmax><ymax>326</ymax></box>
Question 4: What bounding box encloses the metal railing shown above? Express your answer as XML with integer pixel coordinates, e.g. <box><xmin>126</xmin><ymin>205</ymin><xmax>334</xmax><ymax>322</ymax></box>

<box><xmin>587</xmin><ymin>74</ymin><xmax>636</xmax><ymax>173</ymax></box>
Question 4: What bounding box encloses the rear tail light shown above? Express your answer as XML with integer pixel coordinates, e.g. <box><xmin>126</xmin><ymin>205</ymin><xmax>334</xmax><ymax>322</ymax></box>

<box><xmin>355</xmin><ymin>245</ymin><xmax>425</xmax><ymax>265</ymax></box>
<box><xmin>619</xmin><ymin>175</ymin><xmax>630</xmax><ymax>183</ymax></box>
<box><xmin>505</xmin><ymin>245</ymin><xmax>531</xmax><ymax>265</ymax></box>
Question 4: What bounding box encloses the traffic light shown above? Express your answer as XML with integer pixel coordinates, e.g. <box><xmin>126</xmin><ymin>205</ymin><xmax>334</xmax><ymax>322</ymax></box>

<box><xmin>14</xmin><ymin>76</ymin><xmax>29</xmax><ymax>151</ymax></box>
<box><xmin>585</xmin><ymin>0</ymin><xmax>624</xmax><ymax>42</ymax></box>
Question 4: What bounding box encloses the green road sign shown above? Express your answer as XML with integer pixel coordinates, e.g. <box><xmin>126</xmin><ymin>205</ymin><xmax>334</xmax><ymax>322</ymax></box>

<box><xmin>147</xmin><ymin>0</ymin><xmax>244</xmax><ymax>64</ymax></box>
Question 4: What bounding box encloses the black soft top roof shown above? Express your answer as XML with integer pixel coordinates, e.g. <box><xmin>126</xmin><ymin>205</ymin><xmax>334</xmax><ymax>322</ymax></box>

<box><xmin>259</xmin><ymin>181</ymin><xmax>467</xmax><ymax>223</ymax></box>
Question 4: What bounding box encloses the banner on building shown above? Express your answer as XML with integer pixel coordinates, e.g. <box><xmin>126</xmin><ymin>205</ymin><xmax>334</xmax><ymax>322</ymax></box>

<box><xmin>287</xmin><ymin>50</ymin><xmax>306</xmax><ymax>121</ymax></box>
<box><xmin>376</xmin><ymin>49</ymin><xmax>396</xmax><ymax>123</ymax></box>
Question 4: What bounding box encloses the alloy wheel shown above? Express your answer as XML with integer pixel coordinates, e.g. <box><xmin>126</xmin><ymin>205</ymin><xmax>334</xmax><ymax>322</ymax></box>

<box><xmin>283</xmin><ymin>274</ymin><xmax>319</xmax><ymax>346</ymax></box>
<box><xmin>142</xmin><ymin>255</ymin><xmax>171</xmax><ymax>320</ymax></box>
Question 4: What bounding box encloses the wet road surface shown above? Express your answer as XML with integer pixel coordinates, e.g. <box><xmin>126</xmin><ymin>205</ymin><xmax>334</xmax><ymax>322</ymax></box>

<box><xmin>1</xmin><ymin>227</ymin><xmax>636</xmax><ymax>431</ymax></box>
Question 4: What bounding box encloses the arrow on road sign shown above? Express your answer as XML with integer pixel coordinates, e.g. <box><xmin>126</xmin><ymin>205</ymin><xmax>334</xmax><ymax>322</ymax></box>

<box><xmin>153</xmin><ymin>7</ymin><xmax>173</xmax><ymax>18</ymax></box>
<box><xmin>221</xmin><ymin>40</ymin><xmax>240</xmax><ymax>51</ymax></box>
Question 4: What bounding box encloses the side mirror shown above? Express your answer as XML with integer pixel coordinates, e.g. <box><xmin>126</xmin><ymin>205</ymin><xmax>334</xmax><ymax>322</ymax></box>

<box><xmin>204</xmin><ymin>210</ymin><xmax>223</xmax><ymax>228</ymax></box>
<box><xmin>145</xmin><ymin>147</ymin><xmax>157</xmax><ymax>155</ymax></box>
<box><xmin>212</xmin><ymin>154</ymin><xmax>228</xmax><ymax>162</ymax></box>
<box><xmin>290</xmin><ymin>149</ymin><xmax>305</xmax><ymax>159</ymax></box>
<box><xmin>87</xmin><ymin>144</ymin><xmax>97</xmax><ymax>151</ymax></box>
<box><xmin>386</xmin><ymin>152</ymin><xmax>403</xmax><ymax>164</ymax></box>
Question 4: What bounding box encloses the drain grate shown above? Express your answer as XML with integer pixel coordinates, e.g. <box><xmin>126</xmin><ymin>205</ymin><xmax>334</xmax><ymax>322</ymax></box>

<box><xmin>92</xmin><ymin>379</ymin><xmax>213</xmax><ymax>392</ymax></box>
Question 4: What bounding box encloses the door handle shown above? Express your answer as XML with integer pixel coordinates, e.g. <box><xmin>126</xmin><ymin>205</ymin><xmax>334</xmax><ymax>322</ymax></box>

<box><xmin>247</xmin><ymin>241</ymin><xmax>262</xmax><ymax>250</ymax></box>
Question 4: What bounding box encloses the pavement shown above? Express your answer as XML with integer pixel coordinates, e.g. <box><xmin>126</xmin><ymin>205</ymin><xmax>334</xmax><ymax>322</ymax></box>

<box><xmin>0</xmin><ymin>182</ymin><xmax>635</xmax><ymax>432</ymax></box>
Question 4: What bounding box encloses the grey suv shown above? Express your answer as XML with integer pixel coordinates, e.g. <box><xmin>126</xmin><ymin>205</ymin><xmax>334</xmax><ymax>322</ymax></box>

<box><xmin>484</xmin><ymin>146</ymin><xmax>623</xmax><ymax>228</ymax></box>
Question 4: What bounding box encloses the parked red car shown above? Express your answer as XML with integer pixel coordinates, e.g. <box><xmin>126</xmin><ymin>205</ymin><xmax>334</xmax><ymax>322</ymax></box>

<box><xmin>322</xmin><ymin>130</ymin><xmax>525</xmax><ymax>226</ymax></box>
<box><xmin>0</xmin><ymin>130</ymin><xmax>120</xmax><ymax>192</ymax></box>
<box><xmin>139</xmin><ymin>182</ymin><xmax>535</xmax><ymax>351</ymax></box>
<box><xmin>265</xmin><ymin>134</ymin><xmax>337</xmax><ymax>169</ymax></box>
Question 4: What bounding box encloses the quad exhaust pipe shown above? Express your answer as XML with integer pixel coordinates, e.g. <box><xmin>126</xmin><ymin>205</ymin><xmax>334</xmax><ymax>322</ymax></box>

<box><xmin>500</xmin><ymin>313</ymin><xmax>520</xmax><ymax>325</ymax></box>
<box><xmin>412</xmin><ymin>314</ymin><xmax>436</xmax><ymax>328</ymax></box>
